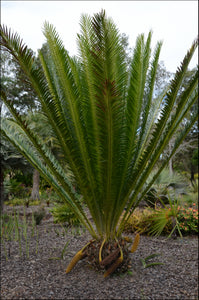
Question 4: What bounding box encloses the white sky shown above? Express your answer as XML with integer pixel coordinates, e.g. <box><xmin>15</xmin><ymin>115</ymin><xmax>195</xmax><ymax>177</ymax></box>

<box><xmin>1</xmin><ymin>1</ymin><xmax>198</xmax><ymax>72</ymax></box>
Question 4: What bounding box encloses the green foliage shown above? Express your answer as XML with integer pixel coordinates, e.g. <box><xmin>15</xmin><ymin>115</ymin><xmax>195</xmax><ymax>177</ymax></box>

<box><xmin>140</xmin><ymin>253</ymin><xmax>164</xmax><ymax>268</ymax></box>
<box><xmin>0</xmin><ymin>213</ymin><xmax>14</xmax><ymax>239</ymax></box>
<box><xmin>0</xmin><ymin>10</ymin><xmax>198</xmax><ymax>241</ymax></box>
<box><xmin>33</xmin><ymin>206</ymin><xmax>45</xmax><ymax>225</ymax></box>
<box><xmin>123</xmin><ymin>208</ymin><xmax>156</xmax><ymax>234</ymax></box>
<box><xmin>148</xmin><ymin>200</ymin><xmax>198</xmax><ymax>237</ymax></box>
<box><xmin>4</xmin><ymin>178</ymin><xmax>31</xmax><ymax>199</ymax></box>
<box><xmin>124</xmin><ymin>199</ymin><xmax>198</xmax><ymax>237</ymax></box>
<box><xmin>143</xmin><ymin>188</ymin><xmax>169</xmax><ymax>207</ymax></box>
<box><xmin>177</xmin><ymin>204</ymin><xmax>198</xmax><ymax>234</ymax></box>
<box><xmin>11</xmin><ymin>170</ymin><xmax>33</xmax><ymax>186</ymax></box>
<box><xmin>40</xmin><ymin>187</ymin><xmax>59</xmax><ymax>205</ymax></box>
<box><xmin>1</xmin><ymin>47</ymin><xmax>39</xmax><ymax>114</ymax></box>
<box><xmin>151</xmin><ymin>168</ymin><xmax>187</xmax><ymax>187</ymax></box>
<box><xmin>180</xmin><ymin>190</ymin><xmax>198</xmax><ymax>205</ymax></box>
<box><xmin>4</xmin><ymin>178</ymin><xmax>24</xmax><ymax>198</ymax></box>
<box><xmin>1</xmin><ymin>136</ymin><xmax>30</xmax><ymax>174</ymax></box>
<box><xmin>0</xmin><ymin>209</ymin><xmax>39</xmax><ymax>259</ymax></box>
<box><xmin>0</xmin><ymin>208</ymin><xmax>72</xmax><ymax>261</ymax></box>
<box><xmin>191</xmin><ymin>148</ymin><xmax>198</xmax><ymax>166</ymax></box>
<box><xmin>4</xmin><ymin>197</ymin><xmax>40</xmax><ymax>206</ymax></box>
<box><xmin>142</xmin><ymin>168</ymin><xmax>191</xmax><ymax>208</ymax></box>
<box><xmin>48</xmin><ymin>240</ymin><xmax>70</xmax><ymax>260</ymax></box>
<box><xmin>3</xmin><ymin>168</ymin><xmax>32</xmax><ymax>203</ymax></box>
<box><xmin>50</xmin><ymin>203</ymin><xmax>81</xmax><ymax>226</ymax></box>
<box><xmin>148</xmin><ymin>197</ymin><xmax>182</xmax><ymax>238</ymax></box>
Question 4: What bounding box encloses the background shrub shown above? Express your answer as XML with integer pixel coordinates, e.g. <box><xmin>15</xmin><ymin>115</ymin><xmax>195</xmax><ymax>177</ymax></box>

<box><xmin>50</xmin><ymin>203</ymin><xmax>80</xmax><ymax>226</ymax></box>
<box><xmin>123</xmin><ymin>202</ymin><xmax>198</xmax><ymax>237</ymax></box>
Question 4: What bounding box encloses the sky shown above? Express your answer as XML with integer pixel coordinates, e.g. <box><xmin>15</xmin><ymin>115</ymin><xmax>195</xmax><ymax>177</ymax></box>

<box><xmin>1</xmin><ymin>1</ymin><xmax>198</xmax><ymax>73</ymax></box>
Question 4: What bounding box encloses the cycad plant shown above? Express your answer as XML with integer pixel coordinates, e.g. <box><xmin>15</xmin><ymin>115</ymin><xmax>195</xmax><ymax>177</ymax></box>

<box><xmin>0</xmin><ymin>10</ymin><xmax>198</xmax><ymax>276</ymax></box>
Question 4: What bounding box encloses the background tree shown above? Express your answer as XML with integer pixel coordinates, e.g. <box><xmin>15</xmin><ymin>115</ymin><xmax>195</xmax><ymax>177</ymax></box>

<box><xmin>172</xmin><ymin>126</ymin><xmax>198</xmax><ymax>183</ymax></box>
<box><xmin>160</xmin><ymin>67</ymin><xmax>198</xmax><ymax>177</ymax></box>
<box><xmin>1</xmin><ymin>48</ymin><xmax>40</xmax><ymax>115</ymax></box>
<box><xmin>120</xmin><ymin>33</ymin><xmax>132</xmax><ymax>66</ymax></box>
<box><xmin>1</xmin><ymin>47</ymin><xmax>44</xmax><ymax>201</ymax></box>
<box><xmin>0</xmin><ymin>135</ymin><xmax>32</xmax><ymax>211</ymax></box>
<box><xmin>154</xmin><ymin>60</ymin><xmax>173</xmax><ymax>97</ymax></box>
<box><xmin>26</xmin><ymin>109</ymin><xmax>66</xmax><ymax>200</ymax></box>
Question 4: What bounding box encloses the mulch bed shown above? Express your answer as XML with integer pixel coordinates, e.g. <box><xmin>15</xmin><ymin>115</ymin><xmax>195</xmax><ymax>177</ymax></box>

<box><xmin>1</xmin><ymin>205</ymin><xmax>198</xmax><ymax>299</ymax></box>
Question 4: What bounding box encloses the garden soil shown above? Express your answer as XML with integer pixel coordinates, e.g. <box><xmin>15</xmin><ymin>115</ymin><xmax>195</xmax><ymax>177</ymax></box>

<box><xmin>1</xmin><ymin>205</ymin><xmax>198</xmax><ymax>300</ymax></box>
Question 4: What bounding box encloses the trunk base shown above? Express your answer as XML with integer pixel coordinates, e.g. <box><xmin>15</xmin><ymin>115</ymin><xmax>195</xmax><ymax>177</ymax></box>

<box><xmin>65</xmin><ymin>236</ymin><xmax>138</xmax><ymax>277</ymax></box>
<box><xmin>84</xmin><ymin>238</ymin><xmax>132</xmax><ymax>274</ymax></box>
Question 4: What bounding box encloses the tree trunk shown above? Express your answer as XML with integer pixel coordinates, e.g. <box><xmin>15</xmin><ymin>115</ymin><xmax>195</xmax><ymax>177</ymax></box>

<box><xmin>190</xmin><ymin>163</ymin><xmax>196</xmax><ymax>187</ymax></box>
<box><xmin>31</xmin><ymin>169</ymin><xmax>40</xmax><ymax>200</ymax></box>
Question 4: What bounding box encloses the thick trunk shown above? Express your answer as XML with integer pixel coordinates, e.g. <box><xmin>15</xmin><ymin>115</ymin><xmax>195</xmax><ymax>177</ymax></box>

<box><xmin>30</xmin><ymin>169</ymin><xmax>40</xmax><ymax>200</ymax></box>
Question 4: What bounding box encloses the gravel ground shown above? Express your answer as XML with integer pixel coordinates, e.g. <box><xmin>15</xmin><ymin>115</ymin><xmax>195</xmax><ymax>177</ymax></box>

<box><xmin>1</xmin><ymin>205</ymin><xmax>198</xmax><ymax>300</ymax></box>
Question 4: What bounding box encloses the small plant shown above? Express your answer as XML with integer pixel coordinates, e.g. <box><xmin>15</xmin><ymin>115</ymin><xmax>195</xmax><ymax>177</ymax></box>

<box><xmin>144</xmin><ymin>168</ymin><xmax>190</xmax><ymax>208</ymax></box>
<box><xmin>180</xmin><ymin>192</ymin><xmax>198</xmax><ymax>207</ymax></box>
<box><xmin>24</xmin><ymin>198</ymin><xmax>30</xmax><ymax>208</ymax></box>
<box><xmin>4</xmin><ymin>197</ymin><xmax>24</xmax><ymax>206</ymax></box>
<box><xmin>123</xmin><ymin>208</ymin><xmax>156</xmax><ymax>234</ymax></box>
<box><xmin>33</xmin><ymin>206</ymin><xmax>46</xmax><ymax>225</ymax></box>
<box><xmin>124</xmin><ymin>196</ymin><xmax>198</xmax><ymax>237</ymax></box>
<box><xmin>177</xmin><ymin>204</ymin><xmax>198</xmax><ymax>234</ymax></box>
<box><xmin>14</xmin><ymin>210</ymin><xmax>22</xmax><ymax>256</ymax></box>
<box><xmin>143</xmin><ymin>188</ymin><xmax>168</xmax><ymax>208</ymax></box>
<box><xmin>148</xmin><ymin>195</ymin><xmax>183</xmax><ymax>238</ymax></box>
<box><xmin>48</xmin><ymin>240</ymin><xmax>70</xmax><ymax>260</ymax></box>
<box><xmin>140</xmin><ymin>253</ymin><xmax>164</xmax><ymax>268</ymax></box>
<box><xmin>4</xmin><ymin>197</ymin><xmax>40</xmax><ymax>207</ymax></box>
<box><xmin>1</xmin><ymin>209</ymin><xmax>39</xmax><ymax>259</ymax></box>
<box><xmin>50</xmin><ymin>203</ymin><xmax>80</xmax><ymax>226</ymax></box>
<box><xmin>146</xmin><ymin>195</ymin><xmax>198</xmax><ymax>237</ymax></box>
<box><xmin>0</xmin><ymin>213</ymin><xmax>14</xmax><ymax>260</ymax></box>
<box><xmin>3</xmin><ymin>178</ymin><xmax>24</xmax><ymax>199</ymax></box>
<box><xmin>40</xmin><ymin>187</ymin><xmax>59</xmax><ymax>206</ymax></box>
<box><xmin>46</xmin><ymin>187</ymin><xmax>52</xmax><ymax>207</ymax></box>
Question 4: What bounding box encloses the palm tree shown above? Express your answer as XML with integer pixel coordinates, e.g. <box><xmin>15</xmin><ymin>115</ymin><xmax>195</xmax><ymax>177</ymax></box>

<box><xmin>0</xmin><ymin>10</ymin><xmax>198</xmax><ymax>276</ymax></box>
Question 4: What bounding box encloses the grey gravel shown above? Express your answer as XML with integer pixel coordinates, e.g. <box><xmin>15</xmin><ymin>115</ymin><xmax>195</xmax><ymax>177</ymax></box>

<box><xmin>1</xmin><ymin>205</ymin><xmax>198</xmax><ymax>300</ymax></box>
